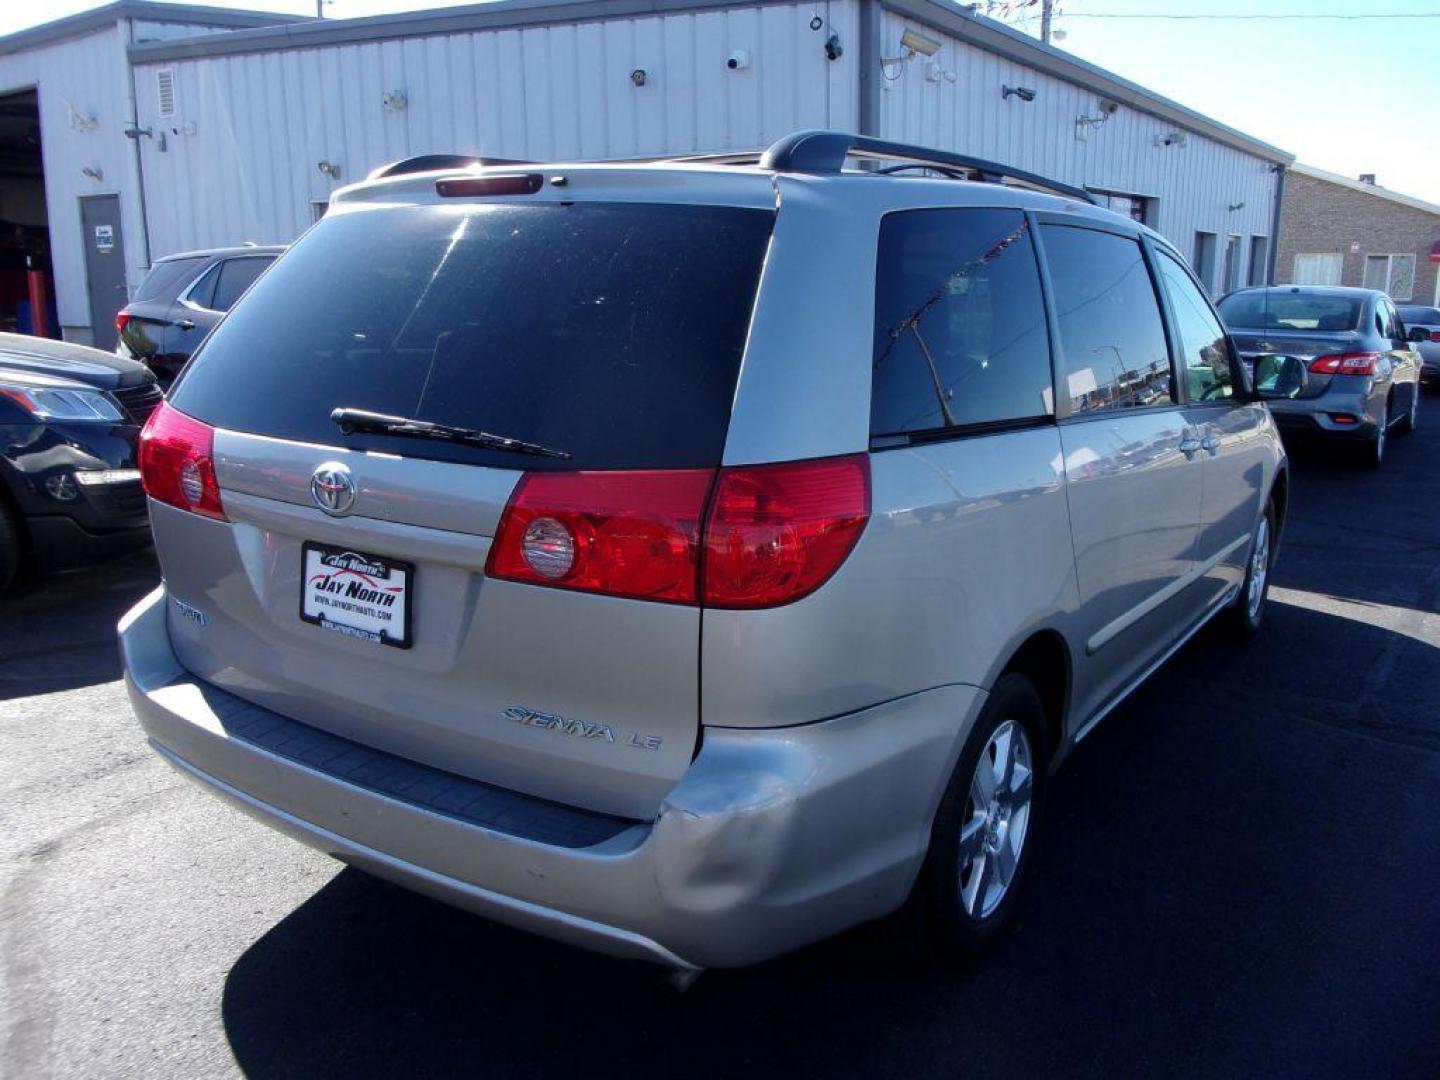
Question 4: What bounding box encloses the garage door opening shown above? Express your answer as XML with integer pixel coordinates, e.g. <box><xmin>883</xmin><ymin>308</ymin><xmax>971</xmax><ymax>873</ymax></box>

<box><xmin>0</xmin><ymin>87</ymin><xmax>57</xmax><ymax>338</ymax></box>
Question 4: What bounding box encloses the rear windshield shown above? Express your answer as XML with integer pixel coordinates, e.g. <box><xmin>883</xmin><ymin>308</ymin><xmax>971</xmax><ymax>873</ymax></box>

<box><xmin>1217</xmin><ymin>291</ymin><xmax>1362</xmax><ymax>332</ymax></box>
<box><xmin>1398</xmin><ymin>306</ymin><xmax>1440</xmax><ymax>325</ymax></box>
<box><xmin>169</xmin><ymin>202</ymin><xmax>774</xmax><ymax>470</ymax></box>
<box><xmin>134</xmin><ymin>257</ymin><xmax>206</xmax><ymax>303</ymax></box>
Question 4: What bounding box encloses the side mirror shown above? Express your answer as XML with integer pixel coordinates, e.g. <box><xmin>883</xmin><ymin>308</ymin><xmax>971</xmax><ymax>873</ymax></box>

<box><xmin>1409</xmin><ymin>326</ymin><xmax>1430</xmax><ymax>343</ymax></box>
<box><xmin>1252</xmin><ymin>354</ymin><xmax>1309</xmax><ymax>400</ymax></box>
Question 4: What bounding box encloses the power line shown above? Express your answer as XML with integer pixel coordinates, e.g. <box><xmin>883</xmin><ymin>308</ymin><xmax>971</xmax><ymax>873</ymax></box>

<box><xmin>1065</xmin><ymin>11</ymin><xmax>1440</xmax><ymax>19</ymax></box>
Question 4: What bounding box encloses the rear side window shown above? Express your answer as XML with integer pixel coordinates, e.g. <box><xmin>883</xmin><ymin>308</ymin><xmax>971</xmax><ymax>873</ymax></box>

<box><xmin>134</xmin><ymin>257</ymin><xmax>205</xmax><ymax>303</ymax></box>
<box><xmin>1398</xmin><ymin>306</ymin><xmax>1440</xmax><ymax>325</ymax></box>
<box><xmin>210</xmin><ymin>257</ymin><xmax>272</xmax><ymax>312</ymax></box>
<box><xmin>871</xmin><ymin>208</ymin><xmax>1052</xmax><ymax>436</ymax></box>
<box><xmin>1156</xmin><ymin>251</ymin><xmax>1233</xmax><ymax>402</ymax></box>
<box><xmin>1041</xmin><ymin>225</ymin><xmax>1172</xmax><ymax>414</ymax></box>
<box><xmin>170</xmin><ymin>203</ymin><xmax>773</xmax><ymax>471</ymax></box>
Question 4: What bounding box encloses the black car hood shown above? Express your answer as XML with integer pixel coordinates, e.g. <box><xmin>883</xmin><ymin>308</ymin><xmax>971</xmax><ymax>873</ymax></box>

<box><xmin>0</xmin><ymin>332</ymin><xmax>153</xmax><ymax>390</ymax></box>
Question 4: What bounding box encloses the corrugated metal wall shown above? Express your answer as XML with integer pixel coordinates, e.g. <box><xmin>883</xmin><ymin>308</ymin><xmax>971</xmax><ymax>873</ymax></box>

<box><xmin>0</xmin><ymin>18</ymin><xmax>275</xmax><ymax>341</ymax></box>
<box><xmin>132</xmin><ymin>1</ymin><xmax>860</xmax><ymax>257</ymax></box>
<box><xmin>0</xmin><ymin>24</ymin><xmax>135</xmax><ymax>338</ymax></box>
<box><xmin>874</xmin><ymin>9</ymin><xmax>1278</xmax><ymax>293</ymax></box>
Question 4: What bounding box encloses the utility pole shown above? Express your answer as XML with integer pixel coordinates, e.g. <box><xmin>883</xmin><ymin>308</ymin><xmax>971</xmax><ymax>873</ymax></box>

<box><xmin>1040</xmin><ymin>0</ymin><xmax>1054</xmax><ymax>45</ymax></box>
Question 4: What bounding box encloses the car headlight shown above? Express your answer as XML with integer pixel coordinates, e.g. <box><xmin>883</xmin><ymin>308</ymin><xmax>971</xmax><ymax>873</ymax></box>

<box><xmin>0</xmin><ymin>383</ymin><xmax>125</xmax><ymax>422</ymax></box>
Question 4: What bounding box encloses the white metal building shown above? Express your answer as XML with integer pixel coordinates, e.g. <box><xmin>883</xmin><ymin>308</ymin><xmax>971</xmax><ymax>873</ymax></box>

<box><xmin>0</xmin><ymin>0</ymin><xmax>1292</xmax><ymax>347</ymax></box>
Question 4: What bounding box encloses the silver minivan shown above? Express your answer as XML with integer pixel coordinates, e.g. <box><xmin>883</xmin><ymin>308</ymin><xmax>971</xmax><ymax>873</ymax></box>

<box><xmin>121</xmin><ymin>131</ymin><xmax>1289</xmax><ymax>971</ymax></box>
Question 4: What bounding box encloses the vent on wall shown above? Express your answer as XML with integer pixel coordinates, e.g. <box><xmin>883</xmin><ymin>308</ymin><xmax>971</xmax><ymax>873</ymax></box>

<box><xmin>156</xmin><ymin>69</ymin><xmax>176</xmax><ymax>119</ymax></box>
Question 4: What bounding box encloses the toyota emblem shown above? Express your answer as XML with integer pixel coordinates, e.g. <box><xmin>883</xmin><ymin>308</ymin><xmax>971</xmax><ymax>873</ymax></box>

<box><xmin>310</xmin><ymin>462</ymin><xmax>357</xmax><ymax>517</ymax></box>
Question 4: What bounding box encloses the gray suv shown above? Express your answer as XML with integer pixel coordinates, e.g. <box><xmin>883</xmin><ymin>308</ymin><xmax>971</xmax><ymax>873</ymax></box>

<box><xmin>120</xmin><ymin>131</ymin><xmax>1289</xmax><ymax>971</ymax></box>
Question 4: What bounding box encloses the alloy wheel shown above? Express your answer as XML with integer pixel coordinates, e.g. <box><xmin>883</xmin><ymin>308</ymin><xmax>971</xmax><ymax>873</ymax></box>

<box><xmin>1246</xmin><ymin>516</ymin><xmax>1270</xmax><ymax>621</ymax></box>
<box><xmin>959</xmin><ymin>719</ymin><xmax>1033</xmax><ymax>919</ymax></box>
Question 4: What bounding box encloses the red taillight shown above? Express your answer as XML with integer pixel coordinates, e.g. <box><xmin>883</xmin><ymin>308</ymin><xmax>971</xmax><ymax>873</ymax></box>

<box><xmin>138</xmin><ymin>401</ymin><xmax>227</xmax><ymax>521</ymax></box>
<box><xmin>486</xmin><ymin>455</ymin><xmax>871</xmax><ymax>608</ymax></box>
<box><xmin>115</xmin><ymin>310</ymin><xmax>131</xmax><ymax>335</ymax></box>
<box><xmin>1430</xmin><ymin>331</ymin><xmax>1440</xmax><ymax>343</ymax></box>
<box><xmin>435</xmin><ymin>174</ymin><xmax>543</xmax><ymax>198</ymax></box>
<box><xmin>1309</xmin><ymin>351</ymin><xmax>1379</xmax><ymax>376</ymax></box>
<box><xmin>702</xmin><ymin>455</ymin><xmax>870</xmax><ymax>608</ymax></box>
<box><xmin>486</xmin><ymin>469</ymin><xmax>713</xmax><ymax>603</ymax></box>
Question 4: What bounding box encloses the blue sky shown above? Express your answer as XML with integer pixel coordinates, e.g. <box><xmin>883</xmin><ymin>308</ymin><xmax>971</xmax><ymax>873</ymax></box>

<box><xmin>7</xmin><ymin>0</ymin><xmax>1440</xmax><ymax>201</ymax></box>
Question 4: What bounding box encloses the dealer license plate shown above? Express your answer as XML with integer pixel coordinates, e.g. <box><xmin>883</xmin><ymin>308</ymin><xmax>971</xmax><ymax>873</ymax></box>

<box><xmin>300</xmin><ymin>542</ymin><xmax>413</xmax><ymax>649</ymax></box>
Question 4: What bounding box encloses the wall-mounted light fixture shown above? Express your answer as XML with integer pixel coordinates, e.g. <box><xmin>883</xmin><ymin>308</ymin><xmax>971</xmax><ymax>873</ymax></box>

<box><xmin>123</xmin><ymin>123</ymin><xmax>154</xmax><ymax>140</ymax></box>
<box><xmin>382</xmin><ymin>89</ymin><xmax>408</xmax><ymax>111</ymax></box>
<box><xmin>1075</xmin><ymin>99</ymin><xmax>1119</xmax><ymax>140</ymax></box>
<box><xmin>1154</xmin><ymin>131</ymin><xmax>1188</xmax><ymax>148</ymax></box>
<box><xmin>726</xmin><ymin>49</ymin><xmax>751</xmax><ymax>71</ymax></box>
<box><xmin>825</xmin><ymin>34</ymin><xmax>843</xmax><ymax>61</ymax></box>
<box><xmin>1002</xmin><ymin>85</ymin><xmax>1036</xmax><ymax>102</ymax></box>
<box><xmin>882</xmin><ymin>27</ymin><xmax>943</xmax><ymax>86</ymax></box>
<box><xmin>317</xmin><ymin>160</ymin><xmax>341</xmax><ymax>180</ymax></box>
<box><xmin>64</xmin><ymin>100</ymin><xmax>98</xmax><ymax>132</ymax></box>
<box><xmin>900</xmin><ymin>28</ymin><xmax>941</xmax><ymax>56</ymax></box>
<box><xmin>1228</xmin><ymin>201</ymin><xmax>1246</xmax><ymax>212</ymax></box>
<box><xmin>630</xmin><ymin>68</ymin><xmax>648</xmax><ymax>86</ymax></box>
<box><xmin>81</xmin><ymin>166</ymin><xmax>103</xmax><ymax>181</ymax></box>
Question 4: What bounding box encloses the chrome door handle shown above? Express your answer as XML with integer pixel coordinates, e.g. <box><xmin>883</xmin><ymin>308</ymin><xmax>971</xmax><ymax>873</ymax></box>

<box><xmin>174</xmin><ymin>319</ymin><xmax>195</xmax><ymax>330</ymax></box>
<box><xmin>1201</xmin><ymin>434</ymin><xmax>1221</xmax><ymax>455</ymax></box>
<box><xmin>1179</xmin><ymin>434</ymin><xmax>1202</xmax><ymax>457</ymax></box>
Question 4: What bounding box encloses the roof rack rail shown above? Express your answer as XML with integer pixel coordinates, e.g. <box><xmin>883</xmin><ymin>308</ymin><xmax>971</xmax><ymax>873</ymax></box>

<box><xmin>367</xmin><ymin>153</ymin><xmax>533</xmax><ymax>180</ymax></box>
<box><xmin>759</xmin><ymin>130</ymin><xmax>1100</xmax><ymax>205</ymax></box>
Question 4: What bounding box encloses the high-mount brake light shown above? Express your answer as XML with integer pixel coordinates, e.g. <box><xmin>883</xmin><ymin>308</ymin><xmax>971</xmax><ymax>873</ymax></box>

<box><xmin>138</xmin><ymin>401</ymin><xmax>227</xmax><ymax>521</ymax></box>
<box><xmin>435</xmin><ymin>174</ymin><xmax>544</xmax><ymax>198</ymax></box>
<box><xmin>487</xmin><ymin>455</ymin><xmax>871</xmax><ymax>609</ymax></box>
<box><xmin>1309</xmin><ymin>351</ymin><xmax>1379</xmax><ymax>376</ymax></box>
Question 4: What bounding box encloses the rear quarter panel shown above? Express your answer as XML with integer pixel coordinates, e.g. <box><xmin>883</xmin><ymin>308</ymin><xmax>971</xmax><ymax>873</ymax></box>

<box><xmin>702</xmin><ymin>425</ymin><xmax>1079</xmax><ymax>728</ymax></box>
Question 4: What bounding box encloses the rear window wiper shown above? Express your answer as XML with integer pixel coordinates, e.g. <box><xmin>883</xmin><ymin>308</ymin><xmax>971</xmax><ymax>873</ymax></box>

<box><xmin>330</xmin><ymin>407</ymin><xmax>571</xmax><ymax>460</ymax></box>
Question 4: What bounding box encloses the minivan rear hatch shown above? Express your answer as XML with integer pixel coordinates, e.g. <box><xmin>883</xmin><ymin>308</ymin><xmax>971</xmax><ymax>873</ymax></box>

<box><xmin>155</xmin><ymin>196</ymin><xmax>774</xmax><ymax>819</ymax></box>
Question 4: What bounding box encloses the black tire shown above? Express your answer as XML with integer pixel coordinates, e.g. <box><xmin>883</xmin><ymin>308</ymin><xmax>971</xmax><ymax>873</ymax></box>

<box><xmin>1225</xmin><ymin>500</ymin><xmax>1275</xmax><ymax>639</ymax></box>
<box><xmin>881</xmin><ymin>672</ymin><xmax>1048</xmax><ymax>966</ymax></box>
<box><xmin>0</xmin><ymin>497</ymin><xmax>21</xmax><ymax>595</ymax></box>
<box><xmin>1396</xmin><ymin>385</ymin><xmax>1419</xmax><ymax>435</ymax></box>
<box><xmin>1363</xmin><ymin>410</ymin><xmax>1388</xmax><ymax>467</ymax></box>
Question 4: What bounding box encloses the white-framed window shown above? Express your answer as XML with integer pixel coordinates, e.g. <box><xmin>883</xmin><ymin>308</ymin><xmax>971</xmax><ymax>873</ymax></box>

<box><xmin>1293</xmin><ymin>253</ymin><xmax>1343</xmax><ymax>286</ymax></box>
<box><xmin>1248</xmin><ymin>236</ymin><xmax>1269</xmax><ymax>286</ymax></box>
<box><xmin>1362</xmin><ymin>253</ymin><xmax>1416</xmax><ymax>301</ymax></box>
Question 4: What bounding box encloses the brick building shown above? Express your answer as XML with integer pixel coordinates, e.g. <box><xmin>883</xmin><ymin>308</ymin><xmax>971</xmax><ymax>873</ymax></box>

<box><xmin>1276</xmin><ymin>162</ymin><xmax>1440</xmax><ymax>307</ymax></box>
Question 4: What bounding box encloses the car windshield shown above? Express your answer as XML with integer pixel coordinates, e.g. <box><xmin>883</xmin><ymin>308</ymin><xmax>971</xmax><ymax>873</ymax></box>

<box><xmin>1218</xmin><ymin>292</ymin><xmax>1363</xmax><ymax>332</ymax></box>
<box><xmin>1398</xmin><ymin>306</ymin><xmax>1440</xmax><ymax>325</ymax></box>
<box><xmin>168</xmin><ymin>202</ymin><xmax>774</xmax><ymax>471</ymax></box>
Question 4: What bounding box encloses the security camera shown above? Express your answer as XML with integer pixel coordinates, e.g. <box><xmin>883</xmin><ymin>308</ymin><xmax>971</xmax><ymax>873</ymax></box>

<box><xmin>726</xmin><ymin>49</ymin><xmax>751</xmax><ymax>71</ymax></box>
<box><xmin>1098</xmin><ymin>99</ymin><xmax>1120</xmax><ymax>116</ymax></box>
<box><xmin>1003</xmin><ymin>85</ymin><xmax>1036</xmax><ymax>102</ymax></box>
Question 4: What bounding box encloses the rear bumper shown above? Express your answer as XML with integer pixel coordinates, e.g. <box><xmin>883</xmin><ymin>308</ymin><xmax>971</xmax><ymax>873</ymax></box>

<box><xmin>1267</xmin><ymin>385</ymin><xmax>1379</xmax><ymax>440</ymax></box>
<box><xmin>120</xmin><ymin>586</ymin><xmax>981</xmax><ymax>969</ymax></box>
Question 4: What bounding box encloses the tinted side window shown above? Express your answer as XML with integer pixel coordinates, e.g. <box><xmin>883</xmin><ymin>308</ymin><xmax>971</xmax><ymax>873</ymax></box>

<box><xmin>1157</xmin><ymin>251</ymin><xmax>1233</xmax><ymax>402</ymax></box>
<box><xmin>135</xmin><ymin>257</ymin><xmax>206</xmax><ymax>303</ymax></box>
<box><xmin>872</xmin><ymin>208</ymin><xmax>1052</xmax><ymax>436</ymax></box>
<box><xmin>211</xmin><ymin>257</ymin><xmax>272</xmax><ymax>312</ymax></box>
<box><xmin>185</xmin><ymin>262</ymin><xmax>221</xmax><ymax>309</ymax></box>
<box><xmin>1041</xmin><ymin>226</ymin><xmax>1173</xmax><ymax>413</ymax></box>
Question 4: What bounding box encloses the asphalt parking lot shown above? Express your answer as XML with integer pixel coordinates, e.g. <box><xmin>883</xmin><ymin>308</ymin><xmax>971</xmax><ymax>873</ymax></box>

<box><xmin>4</xmin><ymin>408</ymin><xmax>1440</xmax><ymax>1079</ymax></box>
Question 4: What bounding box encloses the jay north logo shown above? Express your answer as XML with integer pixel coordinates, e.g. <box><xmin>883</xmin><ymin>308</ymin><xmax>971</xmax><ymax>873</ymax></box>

<box><xmin>310</xmin><ymin>551</ymin><xmax>403</xmax><ymax>607</ymax></box>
